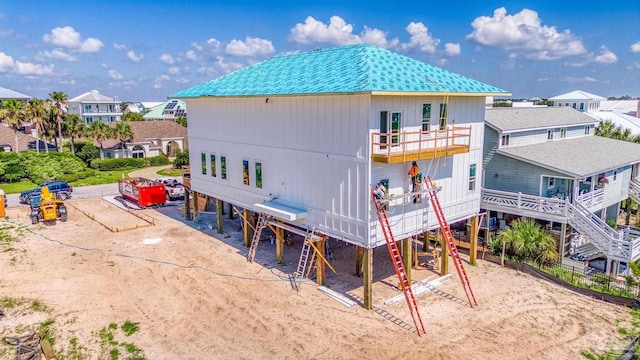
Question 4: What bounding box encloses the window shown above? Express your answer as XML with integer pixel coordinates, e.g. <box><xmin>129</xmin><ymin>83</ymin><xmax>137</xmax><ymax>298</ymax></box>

<box><xmin>548</xmin><ymin>177</ymin><xmax>555</xmax><ymax>189</ymax></box>
<box><xmin>109</xmin><ymin>104</ymin><xmax>115</xmax><ymax>112</ymax></box>
<box><xmin>201</xmin><ymin>153</ymin><xmax>207</xmax><ymax>175</ymax></box>
<box><xmin>468</xmin><ymin>164</ymin><xmax>477</xmax><ymax>192</ymax></box>
<box><xmin>501</xmin><ymin>134</ymin><xmax>510</xmax><ymax>146</ymax></box>
<box><xmin>84</xmin><ymin>104</ymin><xmax>92</xmax><ymax>112</ymax></box>
<box><xmin>242</xmin><ymin>160</ymin><xmax>250</xmax><ymax>185</ymax></box>
<box><xmin>255</xmin><ymin>162</ymin><xmax>262</xmax><ymax>189</ymax></box>
<box><xmin>86</xmin><ymin>117</ymin><xmax>93</xmax><ymax>124</ymax></box>
<box><xmin>221</xmin><ymin>156</ymin><xmax>227</xmax><ymax>180</ymax></box>
<box><xmin>422</xmin><ymin>104</ymin><xmax>431</xmax><ymax>132</ymax></box>
<box><xmin>109</xmin><ymin>116</ymin><xmax>116</xmax><ymax>123</ymax></box>
<box><xmin>547</xmin><ymin>130</ymin><xmax>554</xmax><ymax>140</ymax></box>
<box><xmin>579</xmin><ymin>102</ymin><xmax>585</xmax><ymax>111</ymax></box>
<box><xmin>565</xmin><ymin>102</ymin><xmax>570</xmax><ymax>107</ymax></box>
<box><xmin>379</xmin><ymin>111</ymin><xmax>401</xmax><ymax>146</ymax></box>
<box><xmin>584</xmin><ymin>126</ymin><xmax>590</xmax><ymax>135</ymax></box>
<box><xmin>210</xmin><ymin>155</ymin><xmax>216</xmax><ymax>177</ymax></box>
<box><xmin>560</xmin><ymin>128</ymin><xmax>567</xmax><ymax>138</ymax></box>
<box><xmin>439</xmin><ymin>103</ymin><xmax>447</xmax><ymax>130</ymax></box>
<box><xmin>572</xmin><ymin>103</ymin><xmax>577</xmax><ymax>109</ymax></box>
<box><xmin>132</xmin><ymin>145</ymin><xmax>144</xmax><ymax>158</ymax></box>
<box><xmin>614</xmin><ymin>171</ymin><xmax>617</xmax><ymax>181</ymax></box>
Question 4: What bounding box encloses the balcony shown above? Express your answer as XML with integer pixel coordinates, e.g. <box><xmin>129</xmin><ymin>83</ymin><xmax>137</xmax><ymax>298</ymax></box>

<box><xmin>371</xmin><ymin>126</ymin><xmax>471</xmax><ymax>164</ymax></box>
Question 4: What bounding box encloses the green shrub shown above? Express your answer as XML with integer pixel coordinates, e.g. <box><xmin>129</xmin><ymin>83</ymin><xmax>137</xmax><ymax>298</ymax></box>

<box><xmin>173</xmin><ymin>150</ymin><xmax>189</xmax><ymax>169</ymax></box>
<box><xmin>76</xmin><ymin>143</ymin><xmax>100</xmax><ymax>165</ymax></box>
<box><xmin>90</xmin><ymin>158</ymin><xmax>147</xmax><ymax>171</ymax></box>
<box><xmin>147</xmin><ymin>154</ymin><xmax>170</xmax><ymax>166</ymax></box>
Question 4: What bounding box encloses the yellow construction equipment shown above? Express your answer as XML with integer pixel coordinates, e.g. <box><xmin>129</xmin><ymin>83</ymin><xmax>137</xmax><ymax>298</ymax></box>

<box><xmin>29</xmin><ymin>186</ymin><xmax>68</xmax><ymax>224</ymax></box>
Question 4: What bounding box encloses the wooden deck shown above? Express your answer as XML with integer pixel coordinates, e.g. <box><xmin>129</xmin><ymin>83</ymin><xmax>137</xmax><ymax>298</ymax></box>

<box><xmin>371</xmin><ymin>144</ymin><xmax>469</xmax><ymax>163</ymax></box>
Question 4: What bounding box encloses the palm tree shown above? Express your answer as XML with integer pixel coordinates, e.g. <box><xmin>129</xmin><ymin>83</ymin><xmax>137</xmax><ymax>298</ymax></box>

<box><xmin>113</xmin><ymin>122</ymin><xmax>134</xmax><ymax>158</ymax></box>
<box><xmin>48</xmin><ymin>91</ymin><xmax>68</xmax><ymax>152</ymax></box>
<box><xmin>0</xmin><ymin>99</ymin><xmax>26</xmax><ymax>153</ymax></box>
<box><xmin>62</xmin><ymin>114</ymin><xmax>85</xmax><ymax>155</ymax></box>
<box><xmin>25</xmin><ymin>98</ymin><xmax>49</xmax><ymax>152</ymax></box>
<box><xmin>497</xmin><ymin>218</ymin><xmax>558</xmax><ymax>265</ymax></box>
<box><xmin>595</xmin><ymin>120</ymin><xmax>618</xmax><ymax>138</ymax></box>
<box><xmin>175</xmin><ymin>116</ymin><xmax>187</xmax><ymax>127</ymax></box>
<box><xmin>88</xmin><ymin>121</ymin><xmax>112</xmax><ymax>160</ymax></box>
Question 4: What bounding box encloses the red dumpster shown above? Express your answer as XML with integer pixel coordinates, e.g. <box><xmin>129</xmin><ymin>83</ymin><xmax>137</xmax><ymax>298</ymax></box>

<box><xmin>118</xmin><ymin>177</ymin><xmax>166</xmax><ymax>207</ymax></box>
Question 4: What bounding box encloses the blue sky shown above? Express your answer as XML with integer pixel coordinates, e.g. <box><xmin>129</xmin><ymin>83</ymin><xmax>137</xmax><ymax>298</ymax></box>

<box><xmin>1</xmin><ymin>0</ymin><xmax>639</xmax><ymax>101</ymax></box>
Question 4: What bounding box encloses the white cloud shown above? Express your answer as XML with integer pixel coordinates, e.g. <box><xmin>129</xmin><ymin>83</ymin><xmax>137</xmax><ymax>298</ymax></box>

<box><xmin>565</xmin><ymin>46</ymin><xmax>618</xmax><ymax>67</ymax></box>
<box><xmin>444</xmin><ymin>43</ymin><xmax>461</xmax><ymax>57</ymax></box>
<box><xmin>113</xmin><ymin>43</ymin><xmax>127</xmax><ymax>50</ymax></box>
<box><xmin>207</xmin><ymin>38</ymin><xmax>221</xmax><ymax>51</ymax></box>
<box><xmin>226</xmin><ymin>36</ymin><xmax>275</xmax><ymax>57</ymax></box>
<box><xmin>289</xmin><ymin>16</ymin><xmax>360</xmax><ymax>45</ymax></box>
<box><xmin>39</xmin><ymin>48</ymin><xmax>78</xmax><ymax>62</ymax></box>
<box><xmin>0</xmin><ymin>51</ymin><xmax>15</xmax><ymax>72</ymax></box>
<box><xmin>631</xmin><ymin>41</ymin><xmax>640</xmax><ymax>53</ymax></box>
<box><xmin>191</xmin><ymin>42</ymin><xmax>204</xmax><ymax>52</ymax></box>
<box><xmin>184</xmin><ymin>50</ymin><xmax>199</xmax><ymax>61</ymax></box>
<box><xmin>360</xmin><ymin>26</ymin><xmax>399</xmax><ymax>49</ymax></box>
<box><xmin>466</xmin><ymin>7</ymin><xmax>586</xmax><ymax>60</ymax></box>
<box><xmin>401</xmin><ymin>22</ymin><xmax>440</xmax><ymax>53</ymax></box>
<box><xmin>563</xmin><ymin>76</ymin><xmax>598</xmax><ymax>83</ymax></box>
<box><xmin>126</xmin><ymin>50</ymin><xmax>144</xmax><ymax>63</ymax></box>
<box><xmin>14</xmin><ymin>61</ymin><xmax>54</xmax><ymax>75</ymax></box>
<box><xmin>108</xmin><ymin>69</ymin><xmax>123</xmax><ymax>80</ymax></box>
<box><xmin>43</xmin><ymin>26</ymin><xmax>104</xmax><ymax>53</ymax></box>
<box><xmin>168</xmin><ymin>66</ymin><xmax>181</xmax><ymax>75</ymax></box>
<box><xmin>159</xmin><ymin>54</ymin><xmax>175</xmax><ymax>64</ymax></box>
<box><xmin>592</xmin><ymin>46</ymin><xmax>618</xmax><ymax>64</ymax></box>
<box><xmin>175</xmin><ymin>77</ymin><xmax>190</xmax><ymax>84</ymax></box>
<box><xmin>627</xmin><ymin>62</ymin><xmax>640</xmax><ymax>70</ymax></box>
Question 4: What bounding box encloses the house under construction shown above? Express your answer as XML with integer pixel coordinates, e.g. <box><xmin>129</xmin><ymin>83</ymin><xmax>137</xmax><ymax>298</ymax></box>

<box><xmin>171</xmin><ymin>44</ymin><xmax>510</xmax><ymax>331</ymax></box>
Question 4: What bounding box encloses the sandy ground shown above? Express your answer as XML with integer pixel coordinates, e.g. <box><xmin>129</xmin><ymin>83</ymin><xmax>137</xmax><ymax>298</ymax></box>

<box><xmin>0</xmin><ymin>198</ymin><xmax>636</xmax><ymax>359</ymax></box>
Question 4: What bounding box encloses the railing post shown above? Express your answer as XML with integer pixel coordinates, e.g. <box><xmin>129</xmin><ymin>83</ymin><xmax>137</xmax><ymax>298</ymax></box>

<box><xmin>517</xmin><ymin>192</ymin><xmax>522</xmax><ymax>208</ymax></box>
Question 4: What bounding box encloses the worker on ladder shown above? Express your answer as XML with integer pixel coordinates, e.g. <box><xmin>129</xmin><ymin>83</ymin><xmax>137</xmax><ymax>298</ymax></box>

<box><xmin>408</xmin><ymin>161</ymin><xmax>419</xmax><ymax>203</ymax></box>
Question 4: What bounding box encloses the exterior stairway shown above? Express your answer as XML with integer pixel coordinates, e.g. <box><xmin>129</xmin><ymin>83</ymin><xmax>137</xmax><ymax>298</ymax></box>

<box><xmin>481</xmin><ymin>188</ymin><xmax>640</xmax><ymax>263</ymax></box>
<box><xmin>630</xmin><ymin>178</ymin><xmax>640</xmax><ymax>204</ymax></box>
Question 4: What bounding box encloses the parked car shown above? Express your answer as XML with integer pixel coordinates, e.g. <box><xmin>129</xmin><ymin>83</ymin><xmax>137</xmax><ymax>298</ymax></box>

<box><xmin>19</xmin><ymin>181</ymin><xmax>73</xmax><ymax>204</ymax></box>
<box><xmin>154</xmin><ymin>178</ymin><xmax>184</xmax><ymax>201</ymax></box>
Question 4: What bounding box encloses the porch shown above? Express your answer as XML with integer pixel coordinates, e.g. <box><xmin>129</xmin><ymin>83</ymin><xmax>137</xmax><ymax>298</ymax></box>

<box><xmin>370</xmin><ymin>126</ymin><xmax>470</xmax><ymax>164</ymax></box>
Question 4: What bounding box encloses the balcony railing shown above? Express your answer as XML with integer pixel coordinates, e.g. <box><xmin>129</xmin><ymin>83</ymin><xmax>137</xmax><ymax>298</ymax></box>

<box><xmin>83</xmin><ymin>108</ymin><xmax>121</xmax><ymax>114</ymax></box>
<box><xmin>575</xmin><ymin>188</ymin><xmax>604</xmax><ymax>211</ymax></box>
<box><xmin>371</xmin><ymin>126</ymin><xmax>471</xmax><ymax>163</ymax></box>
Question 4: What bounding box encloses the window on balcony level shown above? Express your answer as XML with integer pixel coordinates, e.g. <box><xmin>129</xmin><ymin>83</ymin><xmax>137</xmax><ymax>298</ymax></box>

<box><xmin>584</xmin><ymin>126</ymin><xmax>590</xmax><ymax>135</ymax></box>
<box><xmin>547</xmin><ymin>130</ymin><xmax>554</xmax><ymax>140</ymax></box>
<box><xmin>422</xmin><ymin>104</ymin><xmax>431</xmax><ymax>132</ymax></box>
<box><xmin>560</xmin><ymin>128</ymin><xmax>567</xmax><ymax>138</ymax></box>
<box><xmin>501</xmin><ymin>134</ymin><xmax>510</xmax><ymax>146</ymax></box>
<box><xmin>439</xmin><ymin>103</ymin><xmax>447</xmax><ymax>130</ymax></box>
<box><xmin>468</xmin><ymin>163</ymin><xmax>476</xmax><ymax>192</ymax></box>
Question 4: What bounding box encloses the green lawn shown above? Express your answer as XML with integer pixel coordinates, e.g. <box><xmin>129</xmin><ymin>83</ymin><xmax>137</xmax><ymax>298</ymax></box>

<box><xmin>156</xmin><ymin>167</ymin><xmax>183</xmax><ymax>177</ymax></box>
<box><xmin>0</xmin><ymin>169</ymin><xmax>135</xmax><ymax>194</ymax></box>
<box><xmin>69</xmin><ymin>169</ymin><xmax>132</xmax><ymax>187</ymax></box>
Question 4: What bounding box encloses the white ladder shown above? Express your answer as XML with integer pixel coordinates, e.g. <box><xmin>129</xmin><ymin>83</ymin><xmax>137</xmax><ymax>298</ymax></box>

<box><xmin>247</xmin><ymin>213</ymin><xmax>268</xmax><ymax>262</ymax></box>
<box><xmin>295</xmin><ymin>227</ymin><xmax>316</xmax><ymax>278</ymax></box>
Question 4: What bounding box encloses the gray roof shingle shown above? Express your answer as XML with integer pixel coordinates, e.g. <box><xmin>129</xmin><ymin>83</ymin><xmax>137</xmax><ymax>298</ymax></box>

<box><xmin>498</xmin><ymin>135</ymin><xmax>640</xmax><ymax>178</ymax></box>
<box><xmin>486</xmin><ymin>107</ymin><xmax>598</xmax><ymax>132</ymax></box>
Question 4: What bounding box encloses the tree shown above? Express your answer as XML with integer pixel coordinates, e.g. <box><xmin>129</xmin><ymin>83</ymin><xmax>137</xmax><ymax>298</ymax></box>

<box><xmin>113</xmin><ymin>122</ymin><xmax>134</xmax><ymax>158</ymax></box>
<box><xmin>88</xmin><ymin>121</ymin><xmax>113</xmax><ymax>160</ymax></box>
<box><xmin>24</xmin><ymin>98</ymin><xmax>49</xmax><ymax>152</ymax></box>
<box><xmin>175</xmin><ymin>116</ymin><xmax>187</xmax><ymax>127</ymax></box>
<box><xmin>496</xmin><ymin>218</ymin><xmax>558</xmax><ymax>265</ymax></box>
<box><xmin>0</xmin><ymin>99</ymin><xmax>26</xmax><ymax>153</ymax></box>
<box><xmin>48</xmin><ymin>91</ymin><xmax>68</xmax><ymax>152</ymax></box>
<box><xmin>595</xmin><ymin>119</ymin><xmax>618</xmax><ymax>138</ymax></box>
<box><xmin>62</xmin><ymin>114</ymin><xmax>86</xmax><ymax>155</ymax></box>
<box><xmin>120</xmin><ymin>102</ymin><xmax>129</xmax><ymax>112</ymax></box>
<box><xmin>122</xmin><ymin>112</ymin><xmax>143</xmax><ymax>122</ymax></box>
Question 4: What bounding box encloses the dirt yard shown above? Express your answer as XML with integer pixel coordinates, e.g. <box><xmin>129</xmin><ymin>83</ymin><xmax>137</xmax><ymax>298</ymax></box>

<box><xmin>0</xmin><ymin>198</ymin><xmax>636</xmax><ymax>359</ymax></box>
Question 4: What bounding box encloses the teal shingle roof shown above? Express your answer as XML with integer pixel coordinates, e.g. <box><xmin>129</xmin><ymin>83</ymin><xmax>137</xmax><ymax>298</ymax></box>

<box><xmin>171</xmin><ymin>44</ymin><xmax>509</xmax><ymax>98</ymax></box>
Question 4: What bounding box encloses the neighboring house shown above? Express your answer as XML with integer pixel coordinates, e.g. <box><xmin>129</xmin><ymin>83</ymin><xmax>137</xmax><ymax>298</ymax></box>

<box><xmin>0</xmin><ymin>124</ymin><xmax>55</xmax><ymax>152</ymax></box>
<box><xmin>98</xmin><ymin>120</ymin><xmax>188</xmax><ymax>159</ymax></box>
<box><xmin>0</xmin><ymin>86</ymin><xmax>31</xmax><ymax>104</ymax></box>
<box><xmin>172</xmin><ymin>43</ymin><xmax>509</xmax><ymax>306</ymax></box>
<box><xmin>137</xmin><ymin>102</ymin><xmax>164</xmax><ymax>114</ymax></box>
<box><xmin>548</xmin><ymin>89</ymin><xmax>605</xmax><ymax>112</ymax></box>
<box><xmin>68</xmin><ymin>90</ymin><xmax>122</xmax><ymax>125</ymax></box>
<box><xmin>481</xmin><ymin>107</ymin><xmax>640</xmax><ymax>274</ymax></box>
<box><xmin>143</xmin><ymin>99</ymin><xmax>187</xmax><ymax>121</ymax></box>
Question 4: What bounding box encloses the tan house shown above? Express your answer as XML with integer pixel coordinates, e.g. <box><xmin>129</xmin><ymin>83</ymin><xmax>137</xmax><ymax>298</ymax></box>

<box><xmin>99</xmin><ymin>121</ymin><xmax>188</xmax><ymax>158</ymax></box>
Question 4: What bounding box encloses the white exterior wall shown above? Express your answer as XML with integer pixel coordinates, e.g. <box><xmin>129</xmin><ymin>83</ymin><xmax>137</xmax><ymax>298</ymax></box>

<box><xmin>368</xmin><ymin>96</ymin><xmax>485</xmax><ymax>247</ymax></box>
<box><xmin>187</xmin><ymin>95</ymin><xmax>371</xmax><ymax>246</ymax></box>
<box><xmin>187</xmin><ymin>94</ymin><xmax>487</xmax><ymax>249</ymax></box>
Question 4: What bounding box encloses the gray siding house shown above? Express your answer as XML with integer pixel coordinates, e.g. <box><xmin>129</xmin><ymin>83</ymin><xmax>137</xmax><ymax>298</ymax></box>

<box><xmin>481</xmin><ymin>107</ymin><xmax>640</xmax><ymax>274</ymax></box>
